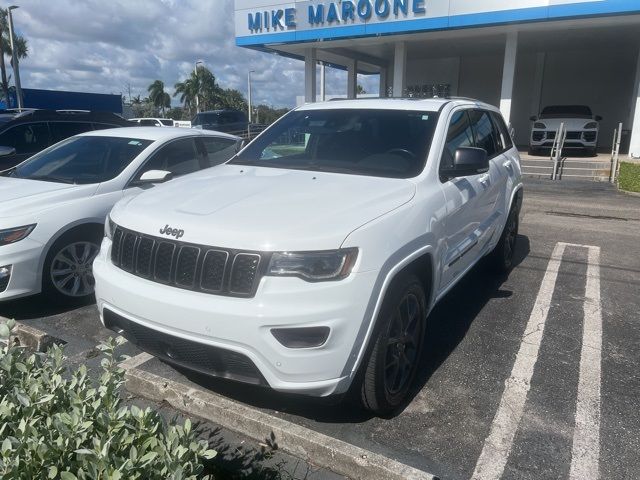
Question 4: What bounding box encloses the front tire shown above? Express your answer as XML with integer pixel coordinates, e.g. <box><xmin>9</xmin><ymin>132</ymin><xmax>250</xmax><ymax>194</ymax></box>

<box><xmin>359</xmin><ymin>273</ymin><xmax>427</xmax><ymax>417</ymax></box>
<box><xmin>43</xmin><ymin>227</ymin><xmax>102</xmax><ymax>302</ymax></box>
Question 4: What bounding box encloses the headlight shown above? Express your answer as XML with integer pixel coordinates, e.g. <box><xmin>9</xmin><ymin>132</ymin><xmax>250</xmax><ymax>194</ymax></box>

<box><xmin>584</xmin><ymin>122</ymin><xmax>598</xmax><ymax>129</ymax></box>
<box><xmin>0</xmin><ymin>224</ymin><xmax>36</xmax><ymax>246</ymax></box>
<box><xmin>267</xmin><ymin>248</ymin><xmax>358</xmax><ymax>282</ymax></box>
<box><xmin>533</xmin><ymin>122</ymin><xmax>546</xmax><ymax>129</ymax></box>
<box><xmin>104</xmin><ymin>215</ymin><xmax>116</xmax><ymax>240</ymax></box>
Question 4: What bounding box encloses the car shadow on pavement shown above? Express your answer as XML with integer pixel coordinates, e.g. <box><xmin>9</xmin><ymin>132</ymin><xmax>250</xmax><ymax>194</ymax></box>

<box><xmin>0</xmin><ymin>293</ymin><xmax>95</xmax><ymax>321</ymax></box>
<box><xmin>169</xmin><ymin>235</ymin><xmax>530</xmax><ymax>424</ymax></box>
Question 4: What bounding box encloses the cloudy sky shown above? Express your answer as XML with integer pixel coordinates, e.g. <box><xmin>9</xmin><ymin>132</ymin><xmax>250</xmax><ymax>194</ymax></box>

<box><xmin>13</xmin><ymin>0</ymin><xmax>378</xmax><ymax>108</ymax></box>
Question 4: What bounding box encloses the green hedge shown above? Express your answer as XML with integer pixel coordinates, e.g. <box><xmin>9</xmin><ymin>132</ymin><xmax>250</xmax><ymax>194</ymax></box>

<box><xmin>618</xmin><ymin>162</ymin><xmax>640</xmax><ymax>193</ymax></box>
<box><xmin>0</xmin><ymin>320</ymin><xmax>216</xmax><ymax>479</ymax></box>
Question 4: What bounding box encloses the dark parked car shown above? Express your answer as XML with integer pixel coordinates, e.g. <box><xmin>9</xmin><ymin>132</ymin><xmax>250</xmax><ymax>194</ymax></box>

<box><xmin>0</xmin><ymin>109</ymin><xmax>130</xmax><ymax>170</ymax></box>
<box><xmin>191</xmin><ymin>109</ymin><xmax>249</xmax><ymax>134</ymax></box>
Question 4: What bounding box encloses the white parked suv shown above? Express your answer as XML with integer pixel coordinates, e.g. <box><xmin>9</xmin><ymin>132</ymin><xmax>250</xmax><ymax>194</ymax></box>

<box><xmin>529</xmin><ymin>105</ymin><xmax>602</xmax><ymax>156</ymax></box>
<box><xmin>0</xmin><ymin>127</ymin><xmax>240</xmax><ymax>302</ymax></box>
<box><xmin>94</xmin><ymin>98</ymin><xmax>523</xmax><ymax>415</ymax></box>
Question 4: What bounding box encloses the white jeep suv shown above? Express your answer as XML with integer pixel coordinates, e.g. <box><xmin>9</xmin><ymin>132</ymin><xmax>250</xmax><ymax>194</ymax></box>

<box><xmin>94</xmin><ymin>98</ymin><xmax>523</xmax><ymax>415</ymax></box>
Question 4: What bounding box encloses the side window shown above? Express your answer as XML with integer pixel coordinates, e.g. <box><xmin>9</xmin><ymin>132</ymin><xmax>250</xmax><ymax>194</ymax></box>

<box><xmin>0</xmin><ymin>123</ymin><xmax>50</xmax><ymax>154</ymax></box>
<box><xmin>440</xmin><ymin>110</ymin><xmax>474</xmax><ymax>171</ymax></box>
<box><xmin>137</xmin><ymin>138</ymin><xmax>201</xmax><ymax>179</ymax></box>
<box><xmin>201</xmin><ymin>137</ymin><xmax>238</xmax><ymax>167</ymax></box>
<box><xmin>50</xmin><ymin>122</ymin><xmax>93</xmax><ymax>143</ymax></box>
<box><xmin>468</xmin><ymin>110</ymin><xmax>498</xmax><ymax>158</ymax></box>
<box><xmin>490</xmin><ymin>111</ymin><xmax>514</xmax><ymax>151</ymax></box>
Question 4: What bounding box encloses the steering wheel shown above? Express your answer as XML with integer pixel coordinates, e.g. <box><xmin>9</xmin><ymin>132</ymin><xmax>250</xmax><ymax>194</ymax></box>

<box><xmin>385</xmin><ymin>148</ymin><xmax>416</xmax><ymax>159</ymax></box>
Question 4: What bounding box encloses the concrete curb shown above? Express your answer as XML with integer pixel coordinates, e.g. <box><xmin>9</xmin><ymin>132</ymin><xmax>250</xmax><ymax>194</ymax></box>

<box><xmin>125</xmin><ymin>366</ymin><xmax>439</xmax><ymax>480</ymax></box>
<box><xmin>0</xmin><ymin>316</ymin><xmax>61</xmax><ymax>351</ymax></box>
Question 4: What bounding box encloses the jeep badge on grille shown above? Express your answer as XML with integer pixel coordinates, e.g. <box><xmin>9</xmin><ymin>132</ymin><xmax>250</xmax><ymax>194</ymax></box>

<box><xmin>159</xmin><ymin>224</ymin><xmax>184</xmax><ymax>239</ymax></box>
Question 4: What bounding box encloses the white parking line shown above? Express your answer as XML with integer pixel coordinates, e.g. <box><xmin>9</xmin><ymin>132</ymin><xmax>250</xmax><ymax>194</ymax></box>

<box><xmin>471</xmin><ymin>242</ymin><xmax>566</xmax><ymax>480</ymax></box>
<box><xmin>569</xmin><ymin>245</ymin><xmax>602</xmax><ymax>480</ymax></box>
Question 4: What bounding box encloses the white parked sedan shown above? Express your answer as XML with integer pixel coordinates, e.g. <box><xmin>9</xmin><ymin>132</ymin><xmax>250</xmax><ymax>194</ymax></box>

<box><xmin>0</xmin><ymin>127</ymin><xmax>240</xmax><ymax>302</ymax></box>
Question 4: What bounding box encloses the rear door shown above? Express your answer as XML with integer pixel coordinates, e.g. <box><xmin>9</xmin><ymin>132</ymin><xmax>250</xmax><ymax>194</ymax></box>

<box><xmin>0</xmin><ymin>122</ymin><xmax>51</xmax><ymax>169</ymax></box>
<box><xmin>490</xmin><ymin>110</ymin><xmax>520</xmax><ymax>216</ymax></box>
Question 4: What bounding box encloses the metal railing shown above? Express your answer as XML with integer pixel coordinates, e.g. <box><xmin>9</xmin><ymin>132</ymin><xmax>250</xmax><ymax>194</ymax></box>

<box><xmin>610</xmin><ymin>122</ymin><xmax>623</xmax><ymax>183</ymax></box>
<box><xmin>551</xmin><ymin>122</ymin><xmax>567</xmax><ymax>180</ymax></box>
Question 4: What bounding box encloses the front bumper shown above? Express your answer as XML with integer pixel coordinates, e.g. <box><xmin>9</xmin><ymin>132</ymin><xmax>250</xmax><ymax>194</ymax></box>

<box><xmin>0</xmin><ymin>237</ymin><xmax>44</xmax><ymax>301</ymax></box>
<box><xmin>530</xmin><ymin>129</ymin><xmax>597</xmax><ymax>149</ymax></box>
<box><xmin>93</xmin><ymin>238</ymin><xmax>378</xmax><ymax>396</ymax></box>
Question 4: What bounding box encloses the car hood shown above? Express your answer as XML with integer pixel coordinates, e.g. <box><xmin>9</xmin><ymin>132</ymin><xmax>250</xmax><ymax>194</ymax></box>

<box><xmin>0</xmin><ymin>177</ymin><xmax>98</xmax><ymax>220</ymax></box>
<box><xmin>112</xmin><ymin>165</ymin><xmax>416</xmax><ymax>251</ymax></box>
<box><xmin>537</xmin><ymin>117</ymin><xmax>598</xmax><ymax>130</ymax></box>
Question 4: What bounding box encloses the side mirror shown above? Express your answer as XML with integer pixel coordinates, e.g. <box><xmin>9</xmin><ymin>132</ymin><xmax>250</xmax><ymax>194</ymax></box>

<box><xmin>0</xmin><ymin>146</ymin><xmax>16</xmax><ymax>157</ymax></box>
<box><xmin>529</xmin><ymin>115</ymin><xmax>538</xmax><ymax>121</ymax></box>
<box><xmin>441</xmin><ymin>147</ymin><xmax>489</xmax><ymax>179</ymax></box>
<box><xmin>595</xmin><ymin>115</ymin><xmax>603</xmax><ymax>121</ymax></box>
<box><xmin>137</xmin><ymin>169</ymin><xmax>173</xmax><ymax>184</ymax></box>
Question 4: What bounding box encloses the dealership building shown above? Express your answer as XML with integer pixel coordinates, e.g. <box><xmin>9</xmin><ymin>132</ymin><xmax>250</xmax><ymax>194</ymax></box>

<box><xmin>235</xmin><ymin>0</ymin><xmax>640</xmax><ymax>158</ymax></box>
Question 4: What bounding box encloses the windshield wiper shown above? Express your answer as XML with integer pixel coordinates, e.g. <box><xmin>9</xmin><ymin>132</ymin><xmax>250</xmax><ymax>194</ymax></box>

<box><xmin>28</xmin><ymin>175</ymin><xmax>76</xmax><ymax>184</ymax></box>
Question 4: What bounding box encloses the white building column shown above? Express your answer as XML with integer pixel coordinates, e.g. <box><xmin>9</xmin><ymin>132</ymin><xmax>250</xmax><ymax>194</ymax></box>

<box><xmin>347</xmin><ymin>59</ymin><xmax>358</xmax><ymax>99</ymax></box>
<box><xmin>393</xmin><ymin>41</ymin><xmax>407</xmax><ymax>97</ymax></box>
<box><xmin>379</xmin><ymin>68</ymin><xmax>388</xmax><ymax>97</ymax></box>
<box><xmin>629</xmin><ymin>48</ymin><xmax>640</xmax><ymax>159</ymax></box>
<box><xmin>304</xmin><ymin>48</ymin><xmax>317</xmax><ymax>103</ymax></box>
<box><xmin>499</xmin><ymin>31</ymin><xmax>518</xmax><ymax>125</ymax></box>
<box><xmin>530</xmin><ymin>52</ymin><xmax>546</xmax><ymax>116</ymax></box>
<box><xmin>320</xmin><ymin>62</ymin><xmax>326</xmax><ymax>102</ymax></box>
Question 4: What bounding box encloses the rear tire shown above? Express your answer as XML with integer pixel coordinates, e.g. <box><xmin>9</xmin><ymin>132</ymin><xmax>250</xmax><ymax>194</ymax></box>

<box><xmin>488</xmin><ymin>206</ymin><xmax>519</xmax><ymax>273</ymax></box>
<box><xmin>359</xmin><ymin>273</ymin><xmax>427</xmax><ymax>417</ymax></box>
<box><xmin>42</xmin><ymin>226</ymin><xmax>102</xmax><ymax>303</ymax></box>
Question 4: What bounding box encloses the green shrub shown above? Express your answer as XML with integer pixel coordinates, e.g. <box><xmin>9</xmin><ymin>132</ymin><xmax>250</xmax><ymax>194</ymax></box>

<box><xmin>0</xmin><ymin>320</ymin><xmax>216</xmax><ymax>479</ymax></box>
<box><xmin>618</xmin><ymin>161</ymin><xmax>640</xmax><ymax>193</ymax></box>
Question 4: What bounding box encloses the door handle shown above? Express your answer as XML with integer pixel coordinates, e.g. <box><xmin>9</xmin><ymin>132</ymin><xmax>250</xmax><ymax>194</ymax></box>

<box><xmin>478</xmin><ymin>174</ymin><xmax>490</xmax><ymax>186</ymax></box>
<box><xmin>503</xmin><ymin>160</ymin><xmax>513</xmax><ymax>170</ymax></box>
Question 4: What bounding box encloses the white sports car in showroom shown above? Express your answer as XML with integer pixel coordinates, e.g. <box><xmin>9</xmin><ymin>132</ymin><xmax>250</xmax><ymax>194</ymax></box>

<box><xmin>0</xmin><ymin>127</ymin><xmax>240</xmax><ymax>302</ymax></box>
<box><xmin>529</xmin><ymin>105</ymin><xmax>602</xmax><ymax>156</ymax></box>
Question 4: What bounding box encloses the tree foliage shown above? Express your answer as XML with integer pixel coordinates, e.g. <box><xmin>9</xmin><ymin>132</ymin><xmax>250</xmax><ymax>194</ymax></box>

<box><xmin>0</xmin><ymin>321</ymin><xmax>216</xmax><ymax>479</ymax></box>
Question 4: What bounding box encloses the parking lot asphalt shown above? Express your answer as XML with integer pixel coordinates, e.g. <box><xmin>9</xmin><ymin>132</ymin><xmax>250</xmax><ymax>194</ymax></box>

<box><xmin>2</xmin><ymin>178</ymin><xmax>639</xmax><ymax>480</ymax></box>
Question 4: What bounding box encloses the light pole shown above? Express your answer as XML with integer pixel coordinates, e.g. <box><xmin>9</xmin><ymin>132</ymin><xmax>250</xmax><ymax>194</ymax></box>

<box><xmin>247</xmin><ymin>70</ymin><xmax>255</xmax><ymax>124</ymax></box>
<box><xmin>7</xmin><ymin>6</ymin><xmax>23</xmax><ymax>109</ymax></box>
<box><xmin>194</xmin><ymin>60</ymin><xmax>204</xmax><ymax>114</ymax></box>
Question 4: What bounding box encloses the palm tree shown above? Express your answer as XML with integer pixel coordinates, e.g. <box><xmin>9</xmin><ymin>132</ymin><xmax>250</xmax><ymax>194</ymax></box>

<box><xmin>147</xmin><ymin>80</ymin><xmax>170</xmax><ymax>116</ymax></box>
<box><xmin>174</xmin><ymin>66</ymin><xmax>223</xmax><ymax>116</ymax></box>
<box><xmin>173</xmin><ymin>76</ymin><xmax>198</xmax><ymax>117</ymax></box>
<box><xmin>0</xmin><ymin>8</ymin><xmax>28</xmax><ymax>106</ymax></box>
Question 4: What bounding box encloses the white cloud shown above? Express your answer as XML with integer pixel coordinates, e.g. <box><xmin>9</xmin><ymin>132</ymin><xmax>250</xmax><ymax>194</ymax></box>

<box><xmin>12</xmin><ymin>0</ymin><xmax>378</xmax><ymax>109</ymax></box>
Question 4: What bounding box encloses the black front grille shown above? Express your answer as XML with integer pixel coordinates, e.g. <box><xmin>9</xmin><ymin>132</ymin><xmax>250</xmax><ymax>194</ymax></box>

<box><xmin>103</xmin><ymin>309</ymin><xmax>266</xmax><ymax>386</ymax></box>
<box><xmin>532</xmin><ymin>131</ymin><xmax>545</xmax><ymax>142</ymax></box>
<box><xmin>110</xmin><ymin>226</ymin><xmax>267</xmax><ymax>298</ymax></box>
<box><xmin>566</xmin><ymin>131</ymin><xmax>582</xmax><ymax>140</ymax></box>
<box><xmin>584</xmin><ymin>132</ymin><xmax>597</xmax><ymax>142</ymax></box>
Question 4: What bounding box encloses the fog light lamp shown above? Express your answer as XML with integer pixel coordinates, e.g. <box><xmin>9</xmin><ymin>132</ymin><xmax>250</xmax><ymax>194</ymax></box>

<box><xmin>0</xmin><ymin>265</ymin><xmax>11</xmax><ymax>292</ymax></box>
<box><xmin>271</xmin><ymin>326</ymin><xmax>330</xmax><ymax>348</ymax></box>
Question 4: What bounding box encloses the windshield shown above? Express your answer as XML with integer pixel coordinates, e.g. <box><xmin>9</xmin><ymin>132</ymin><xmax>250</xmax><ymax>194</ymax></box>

<box><xmin>9</xmin><ymin>135</ymin><xmax>152</xmax><ymax>184</ymax></box>
<box><xmin>540</xmin><ymin>105</ymin><xmax>593</xmax><ymax>119</ymax></box>
<box><xmin>231</xmin><ymin>108</ymin><xmax>439</xmax><ymax>178</ymax></box>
